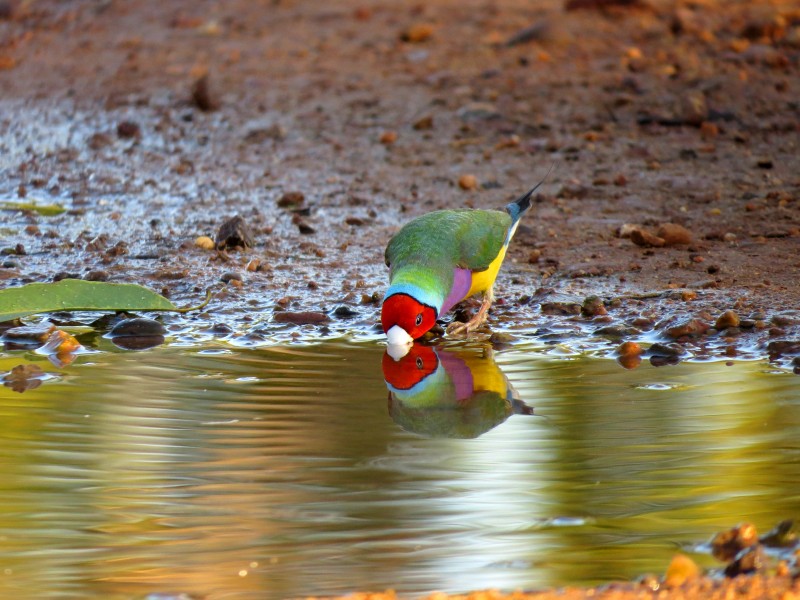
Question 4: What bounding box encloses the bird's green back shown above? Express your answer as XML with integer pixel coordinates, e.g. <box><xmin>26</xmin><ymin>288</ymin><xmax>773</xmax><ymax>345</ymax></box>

<box><xmin>385</xmin><ymin>209</ymin><xmax>511</xmax><ymax>274</ymax></box>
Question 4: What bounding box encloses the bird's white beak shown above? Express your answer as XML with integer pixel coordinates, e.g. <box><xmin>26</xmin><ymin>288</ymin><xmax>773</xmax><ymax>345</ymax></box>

<box><xmin>386</xmin><ymin>325</ymin><xmax>413</xmax><ymax>360</ymax></box>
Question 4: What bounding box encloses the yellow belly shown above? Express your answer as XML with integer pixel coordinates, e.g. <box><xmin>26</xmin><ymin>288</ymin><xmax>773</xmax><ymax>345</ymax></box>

<box><xmin>466</xmin><ymin>243</ymin><xmax>509</xmax><ymax>297</ymax></box>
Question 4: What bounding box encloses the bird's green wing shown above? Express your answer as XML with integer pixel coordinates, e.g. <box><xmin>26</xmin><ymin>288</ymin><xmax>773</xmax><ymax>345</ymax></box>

<box><xmin>386</xmin><ymin>209</ymin><xmax>511</xmax><ymax>274</ymax></box>
<box><xmin>452</xmin><ymin>209</ymin><xmax>511</xmax><ymax>272</ymax></box>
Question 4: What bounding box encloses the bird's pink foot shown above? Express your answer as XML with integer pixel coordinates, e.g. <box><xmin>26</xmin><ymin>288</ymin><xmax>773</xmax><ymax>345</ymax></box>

<box><xmin>446</xmin><ymin>289</ymin><xmax>494</xmax><ymax>337</ymax></box>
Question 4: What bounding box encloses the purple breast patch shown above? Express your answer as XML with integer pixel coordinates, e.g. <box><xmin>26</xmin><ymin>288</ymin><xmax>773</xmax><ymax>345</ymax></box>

<box><xmin>439</xmin><ymin>268</ymin><xmax>472</xmax><ymax>316</ymax></box>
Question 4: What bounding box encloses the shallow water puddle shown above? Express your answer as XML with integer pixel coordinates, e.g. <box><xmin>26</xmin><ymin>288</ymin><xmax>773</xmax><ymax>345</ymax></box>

<box><xmin>0</xmin><ymin>340</ymin><xmax>799</xmax><ymax>599</ymax></box>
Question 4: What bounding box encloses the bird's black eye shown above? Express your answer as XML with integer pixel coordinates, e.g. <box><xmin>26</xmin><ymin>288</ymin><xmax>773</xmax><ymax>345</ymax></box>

<box><xmin>416</xmin><ymin>357</ymin><xmax>424</xmax><ymax>369</ymax></box>
<box><xmin>415</xmin><ymin>313</ymin><xmax>423</xmax><ymax>326</ymax></box>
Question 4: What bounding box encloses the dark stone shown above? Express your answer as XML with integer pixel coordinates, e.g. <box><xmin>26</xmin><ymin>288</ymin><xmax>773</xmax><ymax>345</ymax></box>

<box><xmin>88</xmin><ymin>132</ymin><xmax>113</xmax><ymax>149</ymax></box>
<box><xmin>109</xmin><ymin>318</ymin><xmax>166</xmax><ymax>338</ymax></box>
<box><xmin>594</xmin><ymin>325</ymin><xmax>641</xmax><ymax>339</ymax></box>
<box><xmin>541</xmin><ymin>301</ymin><xmax>581</xmax><ymax>315</ymax></box>
<box><xmin>504</xmin><ymin>22</ymin><xmax>550</xmax><ymax>47</ymax></box>
<box><xmin>581</xmin><ymin>295</ymin><xmax>607</xmax><ymax>316</ymax></box>
<box><xmin>215</xmin><ymin>215</ymin><xmax>254</xmax><ymax>250</ymax></box>
<box><xmin>767</xmin><ymin>340</ymin><xmax>800</xmax><ymax>357</ymax></box>
<box><xmin>277</xmin><ymin>191</ymin><xmax>305</xmax><ymax>208</ymax></box>
<box><xmin>296</xmin><ymin>220</ymin><xmax>316</xmax><ymax>235</ymax></box>
<box><xmin>273</xmin><ymin>311</ymin><xmax>330</xmax><ymax>325</ymax></box>
<box><xmin>211</xmin><ymin>323</ymin><xmax>233</xmax><ymax>335</ymax></box>
<box><xmin>191</xmin><ymin>74</ymin><xmax>219</xmax><ymax>111</ymax></box>
<box><xmin>85</xmin><ymin>270</ymin><xmax>109</xmax><ymax>282</ymax></box>
<box><xmin>220</xmin><ymin>271</ymin><xmax>243</xmax><ymax>283</ymax></box>
<box><xmin>333</xmin><ymin>306</ymin><xmax>358</xmax><ymax>318</ymax></box>
<box><xmin>711</xmin><ymin>523</ymin><xmax>759</xmax><ymax>562</ymax></box>
<box><xmin>2</xmin><ymin>323</ymin><xmax>56</xmax><ymax>344</ymax></box>
<box><xmin>649</xmin><ymin>342</ymin><xmax>686</xmax><ymax>357</ymax></box>
<box><xmin>111</xmin><ymin>335</ymin><xmax>165</xmax><ymax>351</ymax></box>
<box><xmin>758</xmin><ymin>520</ymin><xmax>796</xmax><ymax>548</ymax></box>
<box><xmin>116</xmin><ymin>121</ymin><xmax>141</xmax><ymax>139</ymax></box>
<box><xmin>665</xmin><ymin>318</ymin><xmax>709</xmax><ymax>339</ymax></box>
<box><xmin>649</xmin><ymin>355</ymin><xmax>681</xmax><ymax>367</ymax></box>
<box><xmin>723</xmin><ymin>545</ymin><xmax>766</xmax><ymax>577</ymax></box>
<box><xmin>53</xmin><ymin>271</ymin><xmax>81</xmax><ymax>282</ymax></box>
<box><xmin>489</xmin><ymin>332</ymin><xmax>518</xmax><ymax>344</ymax></box>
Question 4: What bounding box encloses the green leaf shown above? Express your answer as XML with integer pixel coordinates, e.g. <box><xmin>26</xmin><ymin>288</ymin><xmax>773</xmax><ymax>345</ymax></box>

<box><xmin>0</xmin><ymin>280</ymin><xmax>178</xmax><ymax>322</ymax></box>
<box><xmin>0</xmin><ymin>202</ymin><xmax>66</xmax><ymax>216</ymax></box>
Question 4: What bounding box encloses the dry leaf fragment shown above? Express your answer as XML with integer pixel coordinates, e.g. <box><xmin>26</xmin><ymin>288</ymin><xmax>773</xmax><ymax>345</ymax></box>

<box><xmin>37</xmin><ymin>330</ymin><xmax>82</xmax><ymax>355</ymax></box>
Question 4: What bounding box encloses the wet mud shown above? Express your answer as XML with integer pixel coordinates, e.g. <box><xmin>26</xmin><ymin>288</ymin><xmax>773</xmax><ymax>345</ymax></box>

<box><xmin>1</xmin><ymin>0</ymin><xmax>800</xmax><ymax>597</ymax></box>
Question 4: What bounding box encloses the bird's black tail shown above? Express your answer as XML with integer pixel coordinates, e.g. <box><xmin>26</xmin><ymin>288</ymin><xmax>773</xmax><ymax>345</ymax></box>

<box><xmin>505</xmin><ymin>163</ymin><xmax>556</xmax><ymax>222</ymax></box>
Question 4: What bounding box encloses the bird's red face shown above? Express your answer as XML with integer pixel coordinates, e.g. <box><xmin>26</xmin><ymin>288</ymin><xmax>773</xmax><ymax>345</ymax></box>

<box><xmin>381</xmin><ymin>293</ymin><xmax>437</xmax><ymax>340</ymax></box>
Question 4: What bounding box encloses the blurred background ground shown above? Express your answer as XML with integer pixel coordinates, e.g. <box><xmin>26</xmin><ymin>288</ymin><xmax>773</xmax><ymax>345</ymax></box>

<box><xmin>1</xmin><ymin>0</ymin><xmax>798</xmax><ymax>310</ymax></box>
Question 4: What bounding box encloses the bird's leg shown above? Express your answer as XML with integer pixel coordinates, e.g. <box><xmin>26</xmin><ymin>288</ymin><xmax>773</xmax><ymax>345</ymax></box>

<box><xmin>447</xmin><ymin>287</ymin><xmax>494</xmax><ymax>337</ymax></box>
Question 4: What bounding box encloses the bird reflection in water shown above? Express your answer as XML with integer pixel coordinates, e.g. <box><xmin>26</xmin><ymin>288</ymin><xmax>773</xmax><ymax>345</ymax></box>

<box><xmin>382</xmin><ymin>344</ymin><xmax>533</xmax><ymax>439</ymax></box>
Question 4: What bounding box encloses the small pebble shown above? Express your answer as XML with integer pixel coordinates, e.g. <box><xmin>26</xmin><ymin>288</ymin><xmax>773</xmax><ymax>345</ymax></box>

<box><xmin>273</xmin><ymin>311</ymin><xmax>330</xmax><ymax>325</ymax></box>
<box><xmin>657</xmin><ymin>223</ymin><xmax>692</xmax><ymax>246</ymax></box>
<box><xmin>541</xmin><ymin>301</ymin><xmax>581</xmax><ymax>316</ymax></box>
<box><xmin>116</xmin><ymin>121</ymin><xmax>141</xmax><ymax>139</ymax></box>
<box><xmin>401</xmin><ymin>23</ymin><xmax>434</xmax><ymax>43</ymax></box>
<box><xmin>756</xmin><ymin>158</ymin><xmax>773</xmax><ymax>169</ymax></box>
<box><xmin>195</xmin><ymin>236</ymin><xmax>215</xmax><ymax>250</ymax></box>
<box><xmin>191</xmin><ymin>74</ymin><xmax>219</xmax><ymax>111</ymax></box>
<box><xmin>221</xmin><ymin>271</ymin><xmax>243</xmax><ymax>283</ymax></box>
<box><xmin>215</xmin><ymin>215</ymin><xmax>254</xmax><ymax>250</ymax></box>
<box><xmin>412</xmin><ymin>115</ymin><xmax>433</xmax><ymax>130</ymax></box>
<box><xmin>595</xmin><ymin>325</ymin><xmax>641</xmax><ymax>339</ymax></box>
<box><xmin>581</xmin><ymin>295</ymin><xmax>607</xmax><ymax>317</ymax></box>
<box><xmin>489</xmin><ymin>332</ymin><xmax>517</xmax><ymax>344</ymax></box>
<box><xmin>333</xmin><ymin>306</ymin><xmax>358</xmax><ymax>318</ymax></box>
<box><xmin>663</xmin><ymin>554</ymin><xmax>700</xmax><ymax>587</ymax></box>
<box><xmin>715</xmin><ymin>310</ymin><xmax>740</xmax><ymax>330</ymax></box>
<box><xmin>458</xmin><ymin>174</ymin><xmax>478</xmax><ymax>191</ymax></box>
<box><xmin>379</xmin><ymin>131</ymin><xmax>398</xmax><ymax>145</ymax></box>
<box><xmin>724</xmin><ymin>545</ymin><xmax>766</xmax><ymax>577</ymax></box>
<box><xmin>711</xmin><ymin>522</ymin><xmax>759</xmax><ymax>562</ymax></box>
<box><xmin>630</xmin><ymin>227</ymin><xmax>665</xmax><ymax>248</ymax></box>
<box><xmin>2</xmin><ymin>324</ymin><xmax>56</xmax><ymax>344</ymax></box>
<box><xmin>649</xmin><ymin>342</ymin><xmax>685</xmax><ymax>357</ymax></box>
<box><xmin>211</xmin><ymin>323</ymin><xmax>233</xmax><ymax>335</ymax></box>
<box><xmin>665</xmin><ymin>318</ymin><xmax>709</xmax><ymax>339</ymax></box>
<box><xmin>277</xmin><ymin>191</ymin><xmax>305</xmax><ymax>208</ymax></box>
<box><xmin>617</xmin><ymin>353</ymin><xmax>642</xmax><ymax>370</ymax></box>
<box><xmin>617</xmin><ymin>341</ymin><xmax>642</xmax><ymax>357</ymax></box>
<box><xmin>85</xmin><ymin>270</ymin><xmax>109</xmax><ymax>282</ymax></box>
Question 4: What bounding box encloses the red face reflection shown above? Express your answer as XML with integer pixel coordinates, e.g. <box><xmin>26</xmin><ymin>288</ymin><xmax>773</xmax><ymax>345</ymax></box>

<box><xmin>382</xmin><ymin>344</ymin><xmax>439</xmax><ymax>390</ymax></box>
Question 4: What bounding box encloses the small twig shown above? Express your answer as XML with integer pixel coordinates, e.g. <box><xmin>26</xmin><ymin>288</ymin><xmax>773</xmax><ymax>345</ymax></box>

<box><xmin>613</xmin><ymin>289</ymin><xmax>692</xmax><ymax>301</ymax></box>
<box><xmin>174</xmin><ymin>288</ymin><xmax>214</xmax><ymax>314</ymax></box>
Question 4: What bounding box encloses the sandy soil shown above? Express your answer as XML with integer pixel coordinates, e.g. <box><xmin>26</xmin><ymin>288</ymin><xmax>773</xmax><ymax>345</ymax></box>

<box><xmin>1</xmin><ymin>0</ymin><xmax>800</xmax><ymax>596</ymax></box>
